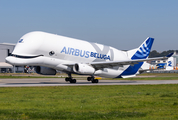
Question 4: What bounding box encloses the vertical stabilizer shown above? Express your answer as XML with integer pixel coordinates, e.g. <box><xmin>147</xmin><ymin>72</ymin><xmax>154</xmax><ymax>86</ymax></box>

<box><xmin>120</xmin><ymin>37</ymin><xmax>154</xmax><ymax>78</ymax></box>
<box><xmin>127</xmin><ymin>37</ymin><xmax>154</xmax><ymax>60</ymax></box>
<box><xmin>166</xmin><ymin>57</ymin><xmax>175</xmax><ymax>70</ymax></box>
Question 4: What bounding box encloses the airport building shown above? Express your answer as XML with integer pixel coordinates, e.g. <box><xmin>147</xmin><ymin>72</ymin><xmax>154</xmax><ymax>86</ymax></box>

<box><xmin>0</xmin><ymin>43</ymin><xmax>15</xmax><ymax>73</ymax></box>
<box><xmin>0</xmin><ymin>43</ymin><xmax>35</xmax><ymax>73</ymax></box>
<box><xmin>0</xmin><ymin>43</ymin><xmax>25</xmax><ymax>73</ymax></box>
<box><xmin>173</xmin><ymin>51</ymin><xmax>178</xmax><ymax>66</ymax></box>
<box><xmin>149</xmin><ymin>51</ymin><xmax>178</xmax><ymax>70</ymax></box>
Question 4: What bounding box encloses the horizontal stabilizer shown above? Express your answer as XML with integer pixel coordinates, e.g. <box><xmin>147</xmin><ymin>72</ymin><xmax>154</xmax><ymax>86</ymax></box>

<box><xmin>121</xmin><ymin>75</ymin><xmax>136</xmax><ymax>78</ymax></box>
<box><xmin>166</xmin><ymin>52</ymin><xmax>174</xmax><ymax>57</ymax></box>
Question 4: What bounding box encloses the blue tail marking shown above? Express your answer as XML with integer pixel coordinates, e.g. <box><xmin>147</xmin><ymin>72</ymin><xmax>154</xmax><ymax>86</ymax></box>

<box><xmin>131</xmin><ymin>37</ymin><xmax>154</xmax><ymax>60</ymax></box>
<box><xmin>116</xmin><ymin>37</ymin><xmax>154</xmax><ymax>78</ymax></box>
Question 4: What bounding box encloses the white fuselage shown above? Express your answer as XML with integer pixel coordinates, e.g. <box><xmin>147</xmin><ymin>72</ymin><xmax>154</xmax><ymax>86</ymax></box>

<box><xmin>6</xmin><ymin>31</ymin><xmax>133</xmax><ymax>78</ymax></box>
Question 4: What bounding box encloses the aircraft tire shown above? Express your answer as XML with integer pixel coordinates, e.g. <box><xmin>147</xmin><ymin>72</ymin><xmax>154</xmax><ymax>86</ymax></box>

<box><xmin>73</xmin><ymin>79</ymin><xmax>76</xmax><ymax>83</ymax></box>
<box><xmin>92</xmin><ymin>79</ymin><xmax>98</xmax><ymax>83</ymax></box>
<box><xmin>65</xmin><ymin>77</ymin><xmax>70</xmax><ymax>82</ymax></box>
<box><xmin>87</xmin><ymin>77</ymin><xmax>91</xmax><ymax>81</ymax></box>
<box><xmin>70</xmin><ymin>79</ymin><xmax>76</xmax><ymax>83</ymax></box>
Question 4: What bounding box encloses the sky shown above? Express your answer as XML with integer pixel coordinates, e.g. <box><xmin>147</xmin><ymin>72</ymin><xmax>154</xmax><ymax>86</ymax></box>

<box><xmin>0</xmin><ymin>0</ymin><xmax>178</xmax><ymax>52</ymax></box>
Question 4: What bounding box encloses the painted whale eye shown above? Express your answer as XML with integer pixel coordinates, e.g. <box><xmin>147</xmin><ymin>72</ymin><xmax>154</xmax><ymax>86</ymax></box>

<box><xmin>49</xmin><ymin>51</ymin><xmax>55</xmax><ymax>56</ymax></box>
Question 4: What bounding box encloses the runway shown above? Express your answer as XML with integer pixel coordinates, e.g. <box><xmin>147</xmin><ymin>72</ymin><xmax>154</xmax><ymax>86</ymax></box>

<box><xmin>0</xmin><ymin>78</ymin><xmax>178</xmax><ymax>87</ymax></box>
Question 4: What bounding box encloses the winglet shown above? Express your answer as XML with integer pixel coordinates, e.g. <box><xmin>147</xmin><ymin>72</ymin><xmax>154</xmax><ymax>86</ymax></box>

<box><xmin>166</xmin><ymin>52</ymin><xmax>174</xmax><ymax>57</ymax></box>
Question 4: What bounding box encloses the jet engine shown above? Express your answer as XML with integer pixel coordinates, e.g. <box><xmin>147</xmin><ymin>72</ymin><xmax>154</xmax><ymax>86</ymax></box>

<box><xmin>35</xmin><ymin>66</ymin><xmax>56</xmax><ymax>75</ymax></box>
<box><xmin>73</xmin><ymin>63</ymin><xmax>95</xmax><ymax>74</ymax></box>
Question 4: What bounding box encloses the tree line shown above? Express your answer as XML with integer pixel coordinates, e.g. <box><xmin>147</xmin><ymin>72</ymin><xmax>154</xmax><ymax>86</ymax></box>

<box><xmin>149</xmin><ymin>50</ymin><xmax>177</xmax><ymax>58</ymax></box>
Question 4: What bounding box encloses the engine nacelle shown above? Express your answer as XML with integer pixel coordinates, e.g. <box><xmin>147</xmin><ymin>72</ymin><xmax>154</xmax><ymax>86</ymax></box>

<box><xmin>73</xmin><ymin>63</ymin><xmax>95</xmax><ymax>74</ymax></box>
<box><xmin>35</xmin><ymin>66</ymin><xmax>56</xmax><ymax>75</ymax></box>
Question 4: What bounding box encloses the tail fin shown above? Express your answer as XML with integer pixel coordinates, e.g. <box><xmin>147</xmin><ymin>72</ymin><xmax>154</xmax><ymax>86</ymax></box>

<box><xmin>166</xmin><ymin>57</ymin><xmax>175</xmax><ymax>70</ymax></box>
<box><xmin>127</xmin><ymin>37</ymin><xmax>154</xmax><ymax>60</ymax></box>
<box><xmin>120</xmin><ymin>37</ymin><xmax>154</xmax><ymax>77</ymax></box>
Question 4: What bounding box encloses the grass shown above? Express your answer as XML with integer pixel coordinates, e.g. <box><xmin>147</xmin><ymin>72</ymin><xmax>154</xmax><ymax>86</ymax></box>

<box><xmin>0</xmin><ymin>75</ymin><xmax>57</xmax><ymax>79</ymax></box>
<box><xmin>1</xmin><ymin>72</ymin><xmax>178</xmax><ymax>80</ymax></box>
<box><xmin>0</xmin><ymin>85</ymin><xmax>178</xmax><ymax>119</ymax></box>
<box><xmin>103</xmin><ymin>73</ymin><xmax>178</xmax><ymax>80</ymax></box>
<box><xmin>116</xmin><ymin>76</ymin><xmax>178</xmax><ymax>80</ymax></box>
<box><xmin>0</xmin><ymin>73</ymin><xmax>61</xmax><ymax>79</ymax></box>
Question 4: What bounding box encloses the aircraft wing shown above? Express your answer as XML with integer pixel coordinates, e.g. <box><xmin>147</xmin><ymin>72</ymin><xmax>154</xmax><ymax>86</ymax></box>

<box><xmin>64</xmin><ymin>53</ymin><xmax>173</xmax><ymax>70</ymax></box>
<box><xmin>90</xmin><ymin>53</ymin><xmax>174</xmax><ymax>70</ymax></box>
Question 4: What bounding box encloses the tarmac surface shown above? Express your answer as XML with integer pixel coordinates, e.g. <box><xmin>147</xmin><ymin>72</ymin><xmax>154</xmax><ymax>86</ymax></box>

<box><xmin>0</xmin><ymin>78</ymin><xmax>178</xmax><ymax>87</ymax></box>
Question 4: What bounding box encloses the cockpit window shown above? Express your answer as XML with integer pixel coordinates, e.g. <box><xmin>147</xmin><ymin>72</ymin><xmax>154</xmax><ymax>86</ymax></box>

<box><xmin>10</xmin><ymin>54</ymin><xmax>43</xmax><ymax>59</ymax></box>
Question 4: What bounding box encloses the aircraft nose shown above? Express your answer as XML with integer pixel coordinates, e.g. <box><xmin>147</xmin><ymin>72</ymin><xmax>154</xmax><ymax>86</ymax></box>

<box><xmin>5</xmin><ymin>56</ymin><xmax>15</xmax><ymax>65</ymax></box>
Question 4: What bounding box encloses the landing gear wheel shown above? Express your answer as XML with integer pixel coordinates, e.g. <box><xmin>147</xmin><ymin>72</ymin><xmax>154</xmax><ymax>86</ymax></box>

<box><xmin>65</xmin><ymin>73</ymin><xmax>77</xmax><ymax>83</ymax></box>
<box><xmin>87</xmin><ymin>77</ymin><xmax>92</xmax><ymax>81</ymax></box>
<box><xmin>65</xmin><ymin>77</ymin><xmax>70</xmax><ymax>82</ymax></box>
<box><xmin>92</xmin><ymin>79</ymin><xmax>98</xmax><ymax>83</ymax></box>
<box><xmin>70</xmin><ymin>79</ymin><xmax>76</xmax><ymax>83</ymax></box>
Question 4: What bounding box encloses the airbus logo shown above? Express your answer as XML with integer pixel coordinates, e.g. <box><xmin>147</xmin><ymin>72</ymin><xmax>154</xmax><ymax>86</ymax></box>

<box><xmin>61</xmin><ymin>46</ymin><xmax>111</xmax><ymax>60</ymax></box>
<box><xmin>18</xmin><ymin>39</ymin><xmax>24</xmax><ymax>43</ymax></box>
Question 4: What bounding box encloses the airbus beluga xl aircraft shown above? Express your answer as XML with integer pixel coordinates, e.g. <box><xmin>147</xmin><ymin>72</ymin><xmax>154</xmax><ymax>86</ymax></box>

<box><xmin>5</xmin><ymin>31</ymin><xmax>173</xmax><ymax>83</ymax></box>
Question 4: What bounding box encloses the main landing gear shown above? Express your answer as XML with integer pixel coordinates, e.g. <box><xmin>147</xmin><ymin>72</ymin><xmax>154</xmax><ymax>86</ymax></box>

<box><xmin>65</xmin><ymin>73</ymin><xmax>76</xmax><ymax>83</ymax></box>
<box><xmin>65</xmin><ymin>74</ymin><xmax>99</xmax><ymax>83</ymax></box>
<box><xmin>87</xmin><ymin>76</ymin><xmax>99</xmax><ymax>83</ymax></box>
<box><xmin>65</xmin><ymin>77</ymin><xmax>76</xmax><ymax>83</ymax></box>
